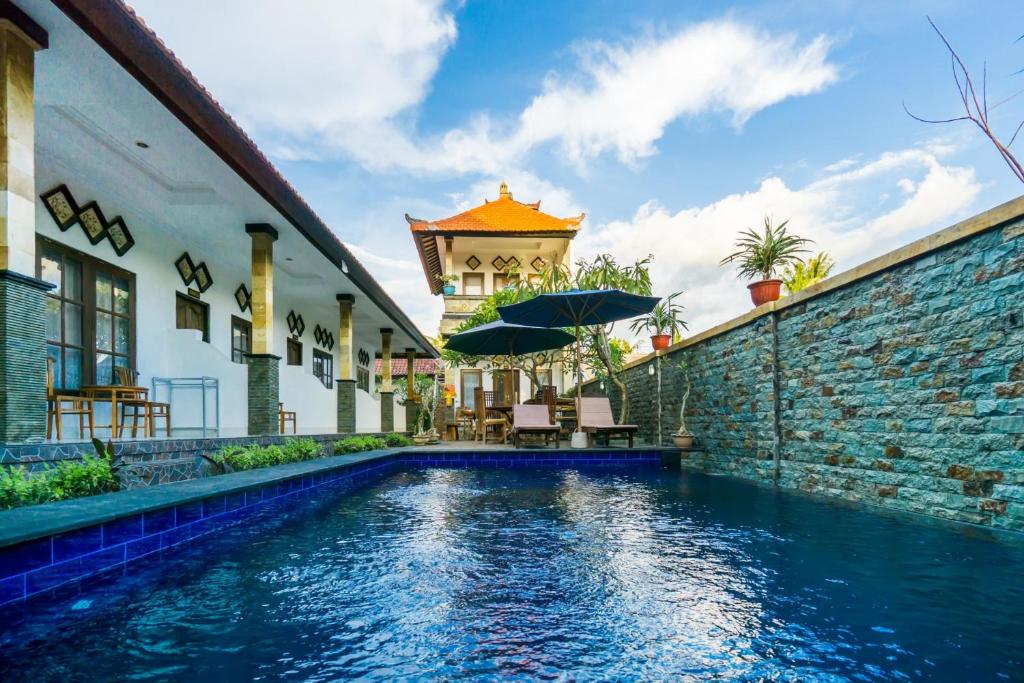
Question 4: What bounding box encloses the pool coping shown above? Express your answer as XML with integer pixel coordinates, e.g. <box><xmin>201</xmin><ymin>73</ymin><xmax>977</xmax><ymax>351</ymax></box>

<box><xmin>0</xmin><ymin>446</ymin><xmax>681</xmax><ymax>549</ymax></box>
<box><xmin>0</xmin><ymin>450</ymin><xmax>400</xmax><ymax>549</ymax></box>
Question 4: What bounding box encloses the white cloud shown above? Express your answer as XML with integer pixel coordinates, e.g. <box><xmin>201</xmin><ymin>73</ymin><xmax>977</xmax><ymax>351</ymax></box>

<box><xmin>127</xmin><ymin>0</ymin><xmax>456</xmax><ymax>140</ymax></box>
<box><xmin>577</xmin><ymin>144</ymin><xmax>981</xmax><ymax>345</ymax></box>
<box><xmin>129</xmin><ymin>4</ymin><xmax>839</xmax><ymax>176</ymax></box>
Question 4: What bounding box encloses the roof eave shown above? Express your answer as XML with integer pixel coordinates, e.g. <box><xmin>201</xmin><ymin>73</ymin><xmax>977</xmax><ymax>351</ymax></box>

<box><xmin>53</xmin><ymin>0</ymin><xmax>439</xmax><ymax>357</ymax></box>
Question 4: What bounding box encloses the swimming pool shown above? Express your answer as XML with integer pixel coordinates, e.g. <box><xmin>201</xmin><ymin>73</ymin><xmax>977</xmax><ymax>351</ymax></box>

<box><xmin>1</xmin><ymin>465</ymin><xmax>1021</xmax><ymax>680</ymax></box>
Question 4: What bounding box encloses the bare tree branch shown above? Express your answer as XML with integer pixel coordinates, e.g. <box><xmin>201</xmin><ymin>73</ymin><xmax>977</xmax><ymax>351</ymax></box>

<box><xmin>908</xmin><ymin>17</ymin><xmax>1024</xmax><ymax>184</ymax></box>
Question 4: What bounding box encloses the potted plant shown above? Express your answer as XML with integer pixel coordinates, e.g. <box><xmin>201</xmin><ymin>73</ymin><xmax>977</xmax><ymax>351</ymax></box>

<box><xmin>630</xmin><ymin>292</ymin><xmax>687</xmax><ymax>351</ymax></box>
<box><xmin>671</xmin><ymin>359</ymin><xmax>695</xmax><ymax>448</ymax></box>
<box><xmin>437</xmin><ymin>273</ymin><xmax>459</xmax><ymax>296</ymax></box>
<box><xmin>720</xmin><ymin>217</ymin><xmax>812</xmax><ymax>306</ymax></box>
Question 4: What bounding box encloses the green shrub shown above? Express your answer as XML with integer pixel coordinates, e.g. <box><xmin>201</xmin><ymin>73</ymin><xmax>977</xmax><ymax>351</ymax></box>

<box><xmin>384</xmin><ymin>432</ymin><xmax>414</xmax><ymax>447</ymax></box>
<box><xmin>212</xmin><ymin>438</ymin><xmax>325</xmax><ymax>473</ymax></box>
<box><xmin>333</xmin><ymin>435</ymin><xmax>387</xmax><ymax>454</ymax></box>
<box><xmin>0</xmin><ymin>457</ymin><xmax>118</xmax><ymax>511</ymax></box>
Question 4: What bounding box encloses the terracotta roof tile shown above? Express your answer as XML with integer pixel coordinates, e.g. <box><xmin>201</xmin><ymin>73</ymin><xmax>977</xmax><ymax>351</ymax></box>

<box><xmin>374</xmin><ymin>358</ymin><xmax>442</xmax><ymax>376</ymax></box>
<box><xmin>407</xmin><ymin>182</ymin><xmax>584</xmax><ymax>235</ymax></box>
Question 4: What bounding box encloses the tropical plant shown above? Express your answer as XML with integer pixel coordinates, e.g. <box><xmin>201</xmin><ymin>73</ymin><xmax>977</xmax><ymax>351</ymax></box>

<box><xmin>783</xmin><ymin>252</ymin><xmax>834</xmax><ymax>294</ymax></box>
<box><xmin>437</xmin><ymin>273</ymin><xmax>460</xmax><ymax>285</ymax></box>
<box><xmin>673</xmin><ymin>358</ymin><xmax>692</xmax><ymax>437</ymax></box>
<box><xmin>214</xmin><ymin>438</ymin><xmax>323</xmax><ymax>471</ymax></box>
<box><xmin>413</xmin><ymin>373</ymin><xmax>439</xmax><ymax>436</ymax></box>
<box><xmin>720</xmin><ymin>217</ymin><xmax>812</xmax><ymax>281</ymax></box>
<box><xmin>630</xmin><ymin>291</ymin><xmax>688</xmax><ymax>338</ymax></box>
<box><xmin>384</xmin><ymin>432</ymin><xmax>414</xmax><ymax>447</ymax></box>
<box><xmin>334</xmin><ymin>435</ymin><xmax>387</xmax><ymax>454</ymax></box>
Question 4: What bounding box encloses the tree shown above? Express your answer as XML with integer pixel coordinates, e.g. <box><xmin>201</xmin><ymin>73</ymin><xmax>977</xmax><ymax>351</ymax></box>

<box><xmin>905</xmin><ymin>18</ymin><xmax>1024</xmax><ymax>185</ymax></box>
<box><xmin>783</xmin><ymin>252</ymin><xmax>834</xmax><ymax>294</ymax></box>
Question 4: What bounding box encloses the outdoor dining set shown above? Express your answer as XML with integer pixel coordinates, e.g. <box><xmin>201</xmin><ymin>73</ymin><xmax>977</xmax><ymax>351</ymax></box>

<box><xmin>444</xmin><ymin>288</ymin><xmax>658</xmax><ymax>449</ymax></box>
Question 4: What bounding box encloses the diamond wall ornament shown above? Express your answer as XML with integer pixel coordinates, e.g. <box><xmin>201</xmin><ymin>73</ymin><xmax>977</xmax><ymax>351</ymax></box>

<box><xmin>175</xmin><ymin>253</ymin><xmax>196</xmax><ymax>286</ymax></box>
<box><xmin>41</xmin><ymin>185</ymin><xmax>79</xmax><ymax>231</ymax></box>
<box><xmin>491</xmin><ymin>256</ymin><xmax>507</xmax><ymax>271</ymax></box>
<box><xmin>505</xmin><ymin>256</ymin><xmax>521</xmax><ymax>270</ymax></box>
<box><xmin>465</xmin><ymin>255</ymin><xmax>481</xmax><ymax>271</ymax></box>
<box><xmin>314</xmin><ymin>325</ymin><xmax>324</xmax><ymax>345</ymax></box>
<box><xmin>234</xmin><ymin>284</ymin><xmax>251</xmax><ymax>312</ymax></box>
<box><xmin>78</xmin><ymin>202</ymin><xmax>109</xmax><ymax>245</ymax></box>
<box><xmin>193</xmin><ymin>263</ymin><xmax>213</xmax><ymax>293</ymax></box>
<box><xmin>105</xmin><ymin>217</ymin><xmax>135</xmax><ymax>257</ymax></box>
<box><xmin>358</xmin><ymin>348</ymin><xmax>370</xmax><ymax>366</ymax></box>
<box><xmin>327</xmin><ymin>333</ymin><xmax>335</xmax><ymax>351</ymax></box>
<box><xmin>286</xmin><ymin>310</ymin><xmax>298</xmax><ymax>333</ymax></box>
<box><xmin>531</xmin><ymin>256</ymin><xmax>546</xmax><ymax>271</ymax></box>
<box><xmin>295</xmin><ymin>315</ymin><xmax>305</xmax><ymax>337</ymax></box>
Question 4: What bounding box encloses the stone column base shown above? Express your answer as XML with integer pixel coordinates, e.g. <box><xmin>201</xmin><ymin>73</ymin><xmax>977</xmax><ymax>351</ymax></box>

<box><xmin>380</xmin><ymin>391</ymin><xmax>394</xmax><ymax>433</ymax></box>
<box><xmin>337</xmin><ymin>379</ymin><xmax>356</xmax><ymax>433</ymax></box>
<box><xmin>245</xmin><ymin>353</ymin><xmax>280</xmax><ymax>435</ymax></box>
<box><xmin>404</xmin><ymin>400</ymin><xmax>418</xmax><ymax>434</ymax></box>
<box><xmin>0</xmin><ymin>271</ymin><xmax>53</xmax><ymax>442</ymax></box>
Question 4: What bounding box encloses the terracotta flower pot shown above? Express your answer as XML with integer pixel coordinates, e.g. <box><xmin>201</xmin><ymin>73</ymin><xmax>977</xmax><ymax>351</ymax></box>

<box><xmin>651</xmin><ymin>334</ymin><xmax>670</xmax><ymax>350</ymax></box>
<box><xmin>747</xmin><ymin>279</ymin><xmax>782</xmax><ymax>306</ymax></box>
<box><xmin>672</xmin><ymin>433</ymin><xmax>694</xmax><ymax>449</ymax></box>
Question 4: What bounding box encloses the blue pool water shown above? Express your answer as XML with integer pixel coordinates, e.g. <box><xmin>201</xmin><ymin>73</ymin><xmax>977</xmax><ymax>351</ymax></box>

<box><xmin>1</xmin><ymin>466</ymin><xmax>1022</xmax><ymax>681</ymax></box>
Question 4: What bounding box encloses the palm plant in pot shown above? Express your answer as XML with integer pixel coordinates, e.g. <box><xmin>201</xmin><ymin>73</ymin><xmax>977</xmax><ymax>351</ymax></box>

<box><xmin>437</xmin><ymin>273</ymin><xmax>459</xmax><ymax>296</ymax></box>
<box><xmin>720</xmin><ymin>217</ymin><xmax>812</xmax><ymax>306</ymax></box>
<box><xmin>672</xmin><ymin>358</ymin><xmax>695</xmax><ymax>448</ymax></box>
<box><xmin>630</xmin><ymin>291</ymin><xmax>687</xmax><ymax>351</ymax></box>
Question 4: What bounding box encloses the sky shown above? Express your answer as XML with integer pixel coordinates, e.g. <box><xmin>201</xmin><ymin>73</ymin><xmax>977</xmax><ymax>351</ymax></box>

<box><xmin>129</xmin><ymin>0</ymin><xmax>1024</xmax><ymax>349</ymax></box>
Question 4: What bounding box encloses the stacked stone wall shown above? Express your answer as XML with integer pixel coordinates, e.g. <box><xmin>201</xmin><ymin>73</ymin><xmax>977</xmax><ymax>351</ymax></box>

<box><xmin>585</xmin><ymin>212</ymin><xmax>1024</xmax><ymax>530</ymax></box>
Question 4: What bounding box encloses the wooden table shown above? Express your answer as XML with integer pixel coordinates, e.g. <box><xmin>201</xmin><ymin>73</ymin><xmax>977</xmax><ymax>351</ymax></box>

<box><xmin>80</xmin><ymin>384</ymin><xmax>148</xmax><ymax>438</ymax></box>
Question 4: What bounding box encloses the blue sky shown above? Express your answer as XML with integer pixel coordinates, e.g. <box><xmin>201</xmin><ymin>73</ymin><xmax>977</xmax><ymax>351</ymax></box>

<box><xmin>131</xmin><ymin>0</ymin><xmax>1023</xmax><ymax>342</ymax></box>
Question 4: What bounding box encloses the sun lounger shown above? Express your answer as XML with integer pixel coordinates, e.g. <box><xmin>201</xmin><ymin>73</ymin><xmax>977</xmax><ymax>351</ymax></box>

<box><xmin>579</xmin><ymin>397</ymin><xmax>639</xmax><ymax>448</ymax></box>
<box><xmin>511</xmin><ymin>404</ymin><xmax>560</xmax><ymax>448</ymax></box>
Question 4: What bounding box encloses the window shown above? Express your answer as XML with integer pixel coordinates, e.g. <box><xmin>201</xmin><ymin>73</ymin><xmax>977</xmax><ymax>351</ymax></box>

<box><xmin>287</xmin><ymin>338</ymin><xmax>303</xmax><ymax>366</ymax></box>
<box><xmin>493</xmin><ymin>272</ymin><xmax>519</xmax><ymax>291</ymax></box>
<box><xmin>176</xmin><ymin>293</ymin><xmax>209</xmax><ymax>342</ymax></box>
<box><xmin>461</xmin><ymin>369</ymin><xmax>482</xmax><ymax>409</ymax></box>
<box><xmin>313</xmin><ymin>349</ymin><xmax>334</xmax><ymax>389</ymax></box>
<box><xmin>356</xmin><ymin>366</ymin><xmax>370</xmax><ymax>392</ymax></box>
<box><xmin>230</xmin><ymin>316</ymin><xmax>252</xmax><ymax>363</ymax></box>
<box><xmin>462</xmin><ymin>272</ymin><xmax>484</xmax><ymax>295</ymax></box>
<box><xmin>38</xmin><ymin>237</ymin><xmax>134</xmax><ymax>389</ymax></box>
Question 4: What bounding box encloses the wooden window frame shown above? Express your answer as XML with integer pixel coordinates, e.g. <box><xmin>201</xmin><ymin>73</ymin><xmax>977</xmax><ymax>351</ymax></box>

<box><xmin>356</xmin><ymin>366</ymin><xmax>370</xmax><ymax>393</ymax></box>
<box><xmin>491</xmin><ymin>368</ymin><xmax>520</xmax><ymax>404</ymax></box>
<box><xmin>493</xmin><ymin>272</ymin><xmax>519</xmax><ymax>291</ymax></box>
<box><xmin>230</xmin><ymin>315</ymin><xmax>252</xmax><ymax>363</ymax></box>
<box><xmin>287</xmin><ymin>337</ymin><xmax>303</xmax><ymax>366</ymax></box>
<box><xmin>312</xmin><ymin>348</ymin><xmax>334</xmax><ymax>389</ymax></box>
<box><xmin>175</xmin><ymin>292</ymin><xmax>210</xmax><ymax>343</ymax></box>
<box><xmin>462</xmin><ymin>272</ymin><xmax>484</xmax><ymax>295</ymax></box>
<box><xmin>460</xmin><ymin>368</ymin><xmax>482</xmax><ymax>408</ymax></box>
<box><xmin>37</xmin><ymin>236</ymin><xmax>136</xmax><ymax>389</ymax></box>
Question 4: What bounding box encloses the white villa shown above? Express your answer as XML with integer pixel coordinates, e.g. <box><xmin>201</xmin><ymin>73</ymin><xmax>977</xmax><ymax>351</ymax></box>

<box><xmin>0</xmin><ymin>0</ymin><xmax>436</xmax><ymax>442</ymax></box>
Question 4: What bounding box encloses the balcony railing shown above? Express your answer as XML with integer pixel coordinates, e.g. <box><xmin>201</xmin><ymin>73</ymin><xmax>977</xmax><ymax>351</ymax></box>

<box><xmin>443</xmin><ymin>294</ymin><xmax>487</xmax><ymax>315</ymax></box>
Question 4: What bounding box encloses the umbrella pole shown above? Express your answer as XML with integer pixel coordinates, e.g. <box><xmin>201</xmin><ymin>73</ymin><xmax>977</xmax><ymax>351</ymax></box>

<box><xmin>575</xmin><ymin>324</ymin><xmax>583</xmax><ymax>436</ymax></box>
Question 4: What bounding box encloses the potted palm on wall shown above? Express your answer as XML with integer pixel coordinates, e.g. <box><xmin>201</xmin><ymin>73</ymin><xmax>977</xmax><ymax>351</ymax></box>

<box><xmin>720</xmin><ymin>217</ymin><xmax>812</xmax><ymax>306</ymax></box>
<box><xmin>630</xmin><ymin>291</ymin><xmax>687</xmax><ymax>350</ymax></box>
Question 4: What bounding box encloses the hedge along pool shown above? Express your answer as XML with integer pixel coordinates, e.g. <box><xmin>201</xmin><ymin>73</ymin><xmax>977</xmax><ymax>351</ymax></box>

<box><xmin>0</xmin><ymin>458</ymin><xmax>1022</xmax><ymax>680</ymax></box>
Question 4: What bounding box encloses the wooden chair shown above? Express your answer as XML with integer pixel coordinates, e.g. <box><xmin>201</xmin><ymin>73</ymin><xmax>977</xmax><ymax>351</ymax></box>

<box><xmin>114</xmin><ymin>367</ymin><xmax>171</xmax><ymax>437</ymax></box>
<box><xmin>456</xmin><ymin>406</ymin><xmax>476</xmax><ymax>441</ymax></box>
<box><xmin>46</xmin><ymin>357</ymin><xmax>95</xmax><ymax>440</ymax></box>
<box><xmin>474</xmin><ymin>387</ymin><xmax>508</xmax><ymax>443</ymax></box>
<box><xmin>279</xmin><ymin>403</ymin><xmax>297</xmax><ymax>434</ymax></box>
<box><xmin>579</xmin><ymin>397</ymin><xmax>639</xmax><ymax>448</ymax></box>
<box><xmin>541</xmin><ymin>385</ymin><xmax>557</xmax><ymax>423</ymax></box>
<box><xmin>511</xmin><ymin>404</ymin><xmax>560</xmax><ymax>448</ymax></box>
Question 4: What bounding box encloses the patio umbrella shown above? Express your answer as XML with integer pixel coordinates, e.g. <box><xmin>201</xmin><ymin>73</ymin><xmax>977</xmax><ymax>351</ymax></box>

<box><xmin>445</xmin><ymin>320</ymin><xmax>574</xmax><ymax>405</ymax></box>
<box><xmin>445</xmin><ymin>320</ymin><xmax>574</xmax><ymax>357</ymax></box>
<box><xmin>497</xmin><ymin>289</ymin><xmax>661</xmax><ymax>434</ymax></box>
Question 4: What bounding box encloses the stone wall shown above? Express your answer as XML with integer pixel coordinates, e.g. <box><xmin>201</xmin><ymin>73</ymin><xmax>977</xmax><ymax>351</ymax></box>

<box><xmin>583</xmin><ymin>200</ymin><xmax>1024</xmax><ymax>531</ymax></box>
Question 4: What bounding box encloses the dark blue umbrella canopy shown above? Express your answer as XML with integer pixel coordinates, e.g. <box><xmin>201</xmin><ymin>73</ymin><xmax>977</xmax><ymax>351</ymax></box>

<box><xmin>444</xmin><ymin>320</ymin><xmax>575</xmax><ymax>357</ymax></box>
<box><xmin>497</xmin><ymin>289</ymin><xmax>661</xmax><ymax>328</ymax></box>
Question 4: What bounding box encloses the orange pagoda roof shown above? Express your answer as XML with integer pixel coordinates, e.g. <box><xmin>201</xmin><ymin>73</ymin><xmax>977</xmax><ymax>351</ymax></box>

<box><xmin>408</xmin><ymin>182</ymin><xmax>584</xmax><ymax>294</ymax></box>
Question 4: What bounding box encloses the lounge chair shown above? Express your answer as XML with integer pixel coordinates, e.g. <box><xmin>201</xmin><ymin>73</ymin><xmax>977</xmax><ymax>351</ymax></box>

<box><xmin>511</xmin><ymin>404</ymin><xmax>560</xmax><ymax>448</ymax></box>
<box><xmin>579</xmin><ymin>397</ymin><xmax>639</xmax><ymax>448</ymax></box>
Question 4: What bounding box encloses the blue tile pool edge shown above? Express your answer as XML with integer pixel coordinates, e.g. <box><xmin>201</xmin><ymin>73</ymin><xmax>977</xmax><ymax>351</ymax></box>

<box><xmin>0</xmin><ymin>449</ymin><xmax>670</xmax><ymax>608</ymax></box>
